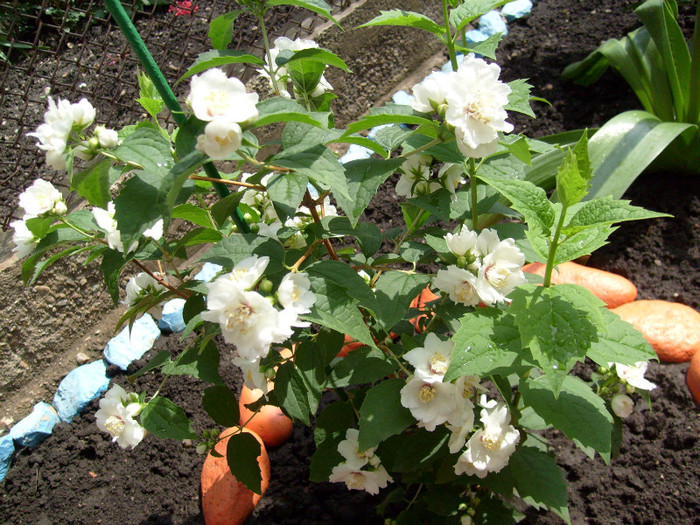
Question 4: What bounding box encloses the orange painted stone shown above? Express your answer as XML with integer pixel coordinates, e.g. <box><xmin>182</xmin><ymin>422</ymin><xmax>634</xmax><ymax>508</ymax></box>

<box><xmin>612</xmin><ymin>300</ymin><xmax>700</xmax><ymax>363</ymax></box>
<box><xmin>201</xmin><ymin>427</ymin><xmax>270</xmax><ymax>525</ymax></box>
<box><xmin>686</xmin><ymin>349</ymin><xmax>700</xmax><ymax>405</ymax></box>
<box><xmin>523</xmin><ymin>261</ymin><xmax>637</xmax><ymax>308</ymax></box>
<box><xmin>239</xmin><ymin>385</ymin><xmax>293</xmax><ymax>448</ymax></box>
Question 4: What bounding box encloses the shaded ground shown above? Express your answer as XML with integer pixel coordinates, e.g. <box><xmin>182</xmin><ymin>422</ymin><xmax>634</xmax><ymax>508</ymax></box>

<box><xmin>1</xmin><ymin>0</ymin><xmax>699</xmax><ymax>524</ymax></box>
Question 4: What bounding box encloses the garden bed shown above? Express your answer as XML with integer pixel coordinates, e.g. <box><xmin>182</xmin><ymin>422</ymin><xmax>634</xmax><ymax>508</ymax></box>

<box><xmin>1</xmin><ymin>0</ymin><xmax>699</xmax><ymax>523</ymax></box>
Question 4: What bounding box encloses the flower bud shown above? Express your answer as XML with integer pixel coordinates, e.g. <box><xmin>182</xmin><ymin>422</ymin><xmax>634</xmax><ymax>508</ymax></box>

<box><xmin>264</xmin><ymin>367</ymin><xmax>276</xmax><ymax>380</ymax></box>
<box><xmin>210</xmin><ymin>428</ymin><xmax>220</xmax><ymax>438</ymax></box>
<box><xmin>95</xmin><ymin>126</ymin><xmax>119</xmax><ymax>148</ymax></box>
<box><xmin>611</xmin><ymin>393</ymin><xmax>634</xmax><ymax>418</ymax></box>
<box><xmin>598</xmin><ymin>366</ymin><xmax>609</xmax><ymax>375</ymax></box>
<box><xmin>625</xmin><ymin>383</ymin><xmax>636</xmax><ymax>395</ymax></box>
<box><xmin>53</xmin><ymin>201</ymin><xmax>67</xmax><ymax>216</ymax></box>
<box><xmin>259</xmin><ymin>278</ymin><xmax>274</xmax><ymax>294</ymax></box>
<box><xmin>196</xmin><ymin>443</ymin><xmax>208</xmax><ymax>455</ymax></box>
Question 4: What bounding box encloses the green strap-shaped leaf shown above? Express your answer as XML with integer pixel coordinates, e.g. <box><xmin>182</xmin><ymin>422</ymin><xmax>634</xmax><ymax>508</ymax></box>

<box><xmin>358</xmin><ymin>378</ymin><xmax>414</xmax><ymax>451</ymax></box>
<box><xmin>140</xmin><ymin>396</ymin><xmax>199</xmax><ymax>440</ymax></box>
<box><xmin>520</xmin><ymin>375</ymin><xmax>613</xmax><ymax>463</ymax></box>
<box><xmin>358</xmin><ymin>9</ymin><xmax>444</xmax><ymax>38</ymax></box>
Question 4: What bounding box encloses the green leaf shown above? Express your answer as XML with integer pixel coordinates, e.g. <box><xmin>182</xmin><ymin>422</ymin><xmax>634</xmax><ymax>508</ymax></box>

<box><xmin>380</xmin><ymin>427</ymin><xmax>449</xmax><ymax>473</ymax></box>
<box><xmin>266</xmin><ymin>0</ymin><xmax>339</xmax><ymax>25</ymax></box>
<box><xmin>100</xmin><ymin>248</ymin><xmax>125</xmax><ymax>304</ymax></box>
<box><xmin>208</xmin><ymin>10</ymin><xmax>244</xmax><ymax>50</ymax></box>
<box><xmin>211</xmin><ymin>191</ymin><xmax>245</xmax><ymax>228</ymax></box>
<box><xmin>306</xmin><ymin>260</ymin><xmax>378</xmax><ymax>313</ymax></box>
<box><xmin>285</xmin><ymin>53</ymin><xmax>325</xmax><ymax>96</ymax></box>
<box><xmin>70</xmin><ymin>158</ymin><xmax>112</xmax><ymax>209</ymax></box>
<box><xmin>172</xmin><ymin>203</ymin><xmax>214</xmax><ymax>229</ymax></box>
<box><xmin>556</xmin><ymin>133</ymin><xmax>592</xmax><ymax>208</ymax></box>
<box><xmin>254</xmin><ymin>97</ymin><xmax>329</xmax><ymax>129</ymax></box>
<box><xmin>445</xmin><ymin>309</ymin><xmax>525</xmax><ymax>381</ymax></box>
<box><xmin>226</xmin><ymin>432</ymin><xmax>263</xmax><ymax>493</ymax></box>
<box><xmin>502</xmin><ymin>136</ymin><xmax>532</xmax><ymax>166</ymax></box>
<box><xmin>309</xmin><ymin>401</ymin><xmax>356</xmax><ymax>482</ymax></box>
<box><xmin>477</xmin><ymin>174</ymin><xmax>555</xmax><ymax>234</ymax></box>
<box><xmin>587</xmin><ymin>307</ymin><xmax>657</xmax><ymax>366</ymax></box>
<box><xmin>200</xmin><ymin>234</ymin><xmax>285</xmax><ymax>276</ymax></box>
<box><xmin>565</xmin><ymin>196</ymin><xmax>671</xmax><ymax>233</ymax></box>
<box><xmin>358</xmin><ymin>9</ymin><xmax>444</xmax><ymax>37</ymax></box>
<box><xmin>165</xmin><ymin>149</ymin><xmax>206</xmax><ymax>211</ymax></box>
<box><xmin>373</xmin><ymin>271</ymin><xmax>431</xmax><ymax>333</ymax></box>
<box><xmin>554</xmin><ymin>224</ymin><xmax>614</xmax><ymax>265</ymax></box>
<box><xmin>278</xmin><ymin>47</ymin><xmax>349</xmax><ymax>72</ymax></box>
<box><xmin>505</xmin><ymin>78</ymin><xmax>536</xmax><ymax>118</ymax></box>
<box><xmin>508</xmin><ymin>284</ymin><xmax>603</xmax><ymax>394</ymax></box>
<box><xmin>140</xmin><ymin>396</ymin><xmax>198</xmax><ymax>440</ymax></box>
<box><xmin>328</xmin><ymin>346</ymin><xmax>398</xmax><ymax>388</ymax></box>
<box><xmin>128</xmin><ymin>350</ymin><xmax>172</xmax><ymax>381</ymax></box>
<box><xmin>161</xmin><ymin>340</ymin><xmax>224</xmax><ymax>385</ymax></box>
<box><xmin>312</xmin><ymin>216</ymin><xmax>383</xmax><ymax>257</ymax></box>
<box><xmin>341</xmin><ymin>158</ymin><xmax>404</xmax><ymax>226</ymax></box>
<box><xmin>202</xmin><ymin>386</ymin><xmax>240</xmax><ymax>427</ymax></box>
<box><xmin>449</xmin><ymin>0</ymin><xmax>512</xmax><ymax>33</ymax></box>
<box><xmin>266</xmin><ymin>171</ymin><xmax>308</xmax><ymax>222</ymax></box>
<box><xmin>358</xmin><ymin>378</ymin><xmax>414</xmax><ymax>451</ymax></box>
<box><xmin>344</xmin><ymin>113</ymin><xmax>435</xmax><ymax>136</ymax></box>
<box><xmin>509</xmin><ymin>445</ymin><xmax>570</xmax><ymax>522</ymax></box>
<box><xmin>520</xmin><ymin>375</ymin><xmax>614</xmax><ymax>462</ymax></box>
<box><xmin>373</xmin><ymin>125</ymin><xmax>415</xmax><ymax>153</ymax></box>
<box><xmin>457</xmin><ymin>31</ymin><xmax>503</xmax><ymax>60</ymax></box>
<box><xmin>178</xmin><ymin>50</ymin><xmax>263</xmax><ymax>83</ymax></box>
<box><xmin>274</xmin><ymin>360</ymin><xmax>316</xmax><ymax>425</ymax></box>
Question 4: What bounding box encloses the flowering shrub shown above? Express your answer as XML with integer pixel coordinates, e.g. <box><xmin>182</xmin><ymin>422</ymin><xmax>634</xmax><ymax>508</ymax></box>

<box><xmin>14</xmin><ymin>0</ymin><xmax>669</xmax><ymax>522</ymax></box>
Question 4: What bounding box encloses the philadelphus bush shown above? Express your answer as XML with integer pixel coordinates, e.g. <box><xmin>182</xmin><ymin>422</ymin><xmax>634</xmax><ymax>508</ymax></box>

<box><xmin>14</xmin><ymin>0</ymin><xmax>668</xmax><ymax>522</ymax></box>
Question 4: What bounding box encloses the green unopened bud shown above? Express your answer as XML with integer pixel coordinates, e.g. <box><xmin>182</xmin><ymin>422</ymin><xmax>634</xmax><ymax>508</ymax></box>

<box><xmin>264</xmin><ymin>367</ymin><xmax>276</xmax><ymax>380</ymax></box>
<box><xmin>625</xmin><ymin>383</ymin><xmax>636</xmax><ymax>394</ymax></box>
<box><xmin>249</xmin><ymin>223</ymin><xmax>259</xmax><ymax>233</ymax></box>
<box><xmin>196</xmin><ymin>443</ymin><xmax>208</xmax><ymax>455</ymax></box>
<box><xmin>458</xmin><ymin>503</ymin><xmax>468</xmax><ymax>511</ymax></box>
<box><xmin>243</xmin><ymin>212</ymin><xmax>254</xmax><ymax>223</ymax></box>
<box><xmin>202</xmin><ymin>429</ymin><xmax>211</xmax><ymax>439</ymax></box>
<box><xmin>259</xmin><ymin>279</ymin><xmax>274</xmax><ymax>294</ymax></box>
<box><xmin>598</xmin><ymin>366</ymin><xmax>609</xmax><ymax>375</ymax></box>
<box><xmin>456</xmin><ymin>255</ymin><xmax>468</xmax><ymax>268</ymax></box>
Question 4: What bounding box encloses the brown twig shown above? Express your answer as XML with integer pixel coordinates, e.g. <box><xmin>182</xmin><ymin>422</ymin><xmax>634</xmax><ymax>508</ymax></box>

<box><xmin>189</xmin><ymin>175</ymin><xmax>265</xmax><ymax>191</ymax></box>
<box><xmin>303</xmin><ymin>190</ymin><xmax>338</xmax><ymax>261</ymax></box>
<box><xmin>132</xmin><ymin>259</ymin><xmax>190</xmax><ymax>299</ymax></box>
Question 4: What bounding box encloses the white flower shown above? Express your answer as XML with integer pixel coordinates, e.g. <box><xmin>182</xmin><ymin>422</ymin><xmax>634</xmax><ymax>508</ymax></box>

<box><xmin>124</xmin><ymin>272</ymin><xmax>166</xmax><ymax>306</ymax></box>
<box><xmin>68</xmin><ymin>98</ymin><xmax>96</xmax><ymax>128</ymax></box>
<box><xmin>445</xmin><ymin>376</ymin><xmax>480</xmax><ymax>453</ymax></box>
<box><xmin>411</xmin><ymin>72</ymin><xmax>451</xmax><ymax>113</ymax></box>
<box><xmin>10</xmin><ymin>219</ymin><xmax>38</xmax><ymax>258</ymax></box>
<box><xmin>187</xmin><ymin>68</ymin><xmax>259</xmax><ymax>124</ymax></box>
<box><xmin>433</xmin><ymin>265</ymin><xmax>481</xmax><ymax>306</ymax></box>
<box><xmin>328</xmin><ymin>463</ymin><xmax>393</xmax><ymax>495</ymax></box>
<box><xmin>400</xmin><ymin>376</ymin><xmax>460</xmax><ymax>431</ymax></box>
<box><xmin>143</xmin><ymin>219</ymin><xmax>164</xmax><ymax>241</ymax></box>
<box><xmin>439</xmin><ymin>163</ymin><xmax>466</xmax><ymax>198</ymax></box>
<box><xmin>259</xmin><ymin>37</ymin><xmax>332</xmax><ymax>98</ymax></box>
<box><xmin>277</xmin><ymin>272</ymin><xmax>316</xmax><ymax>316</ymax></box>
<box><xmin>337</xmin><ymin>428</ymin><xmax>377</xmax><ymax>470</ymax></box>
<box><xmin>475</xmin><ymin>238</ymin><xmax>526</xmax><ymax>305</ymax></box>
<box><xmin>92</xmin><ymin>202</ymin><xmax>138</xmax><ymax>254</ymax></box>
<box><xmin>18</xmin><ymin>179</ymin><xmax>65</xmax><ymax>218</ymax></box>
<box><xmin>233</xmin><ymin>356</ymin><xmax>269</xmax><ymax>394</ymax></box>
<box><xmin>95</xmin><ymin>126</ymin><xmax>119</xmax><ymax>148</ymax></box>
<box><xmin>403</xmin><ymin>332</ymin><xmax>455</xmax><ymax>384</ymax></box>
<box><xmin>216</xmin><ymin>255</ymin><xmax>269</xmax><ymax>291</ymax></box>
<box><xmin>610</xmin><ymin>361</ymin><xmax>657</xmax><ymax>391</ymax></box>
<box><xmin>444</xmin><ymin>54</ymin><xmax>513</xmax><ymax>158</ymax></box>
<box><xmin>454</xmin><ymin>399</ymin><xmax>520</xmax><ymax>478</ymax></box>
<box><xmin>611</xmin><ymin>393</ymin><xmax>635</xmax><ymax>418</ymax></box>
<box><xmin>195</xmin><ymin>120</ymin><xmax>242</xmax><ymax>160</ymax></box>
<box><xmin>202</xmin><ymin>281</ymin><xmax>291</xmax><ymax>360</ymax></box>
<box><xmin>395</xmin><ymin>154</ymin><xmax>439</xmax><ymax>198</ymax></box>
<box><xmin>475</xmin><ymin>228</ymin><xmax>501</xmax><ymax>257</ymax></box>
<box><xmin>95</xmin><ymin>384</ymin><xmax>146</xmax><ymax>449</ymax></box>
<box><xmin>445</xmin><ymin>224</ymin><xmax>478</xmax><ymax>258</ymax></box>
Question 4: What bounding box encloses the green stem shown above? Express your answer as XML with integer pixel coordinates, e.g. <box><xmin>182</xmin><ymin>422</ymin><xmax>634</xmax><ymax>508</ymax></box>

<box><xmin>685</xmin><ymin>0</ymin><xmax>700</xmax><ymax>124</ymax></box>
<box><xmin>257</xmin><ymin>14</ymin><xmax>282</xmax><ymax>97</ymax></box>
<box><xmin>399</xmin><ymin>137</ymin><xmax>442</xmax><ymax>159</ymax></box>
<box><xmin>543</xmin><ymin>204</ymin><xmax>568</xmax><ymax>287</ymax></box>
<box><xmin>103</xmin><ymin>0</ymin><xmax>250</xmax><ymax>234</ymax></box>
<box><xmin>469</xmin><ymin>157</ymin><xmax>479</xmax><ymax>230</ymax></box>
<box><xmin>442</xmin><ymin>0</ymin><xmax>459</xmax><ymax>72</ymax></box>
<box><xmin>58</xmin><ymin>216</ymin><xmax>96</xmax><ymax>240</ymax></box>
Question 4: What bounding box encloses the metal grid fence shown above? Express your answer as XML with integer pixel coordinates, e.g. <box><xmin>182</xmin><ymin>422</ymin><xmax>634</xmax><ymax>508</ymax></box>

<box><xmin>0</xmin><ymin>0</ymin><xmax>350</xmax><ymax>230</ymax></box>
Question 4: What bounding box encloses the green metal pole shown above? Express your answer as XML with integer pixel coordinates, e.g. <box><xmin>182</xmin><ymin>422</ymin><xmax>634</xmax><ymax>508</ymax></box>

<box><xmin>103</xmin><ymin>0</ymin><xmax>250</xmax><ymax>233</ymax></box>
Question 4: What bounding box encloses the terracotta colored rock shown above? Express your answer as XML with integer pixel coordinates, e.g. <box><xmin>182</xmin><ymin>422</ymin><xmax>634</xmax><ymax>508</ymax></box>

<box><xmin>612</xmin><ymin>300</ymin><xmax>700</xmax><ymax>363</ymax></box>
<box><xmin>686</xmin><ymin>349</ymin><xmax>700</xmax><ymax>405</ymax></box>
<box><xmin>409</xmin><ymin>285</ymin><xmax>440</xmax><ymax>333</ymax></box>
<box><xmin>201</xmin><ymin>427</ymin><xmax>270</xmax><ymax>525</ymax></box>
<box><xmin>239</xmin><ymin>385</ymin><xmax>293</xmax><ymax>448</ymax></box>
<box><xmin>522</xmin><ymin>261</ymin><xmax>637</xmax><ymax>308</ymax></box>
<box><xmin>337</xmin><ymin>334</ymin><xmax>364</xmax><ymax>358</ymax></box>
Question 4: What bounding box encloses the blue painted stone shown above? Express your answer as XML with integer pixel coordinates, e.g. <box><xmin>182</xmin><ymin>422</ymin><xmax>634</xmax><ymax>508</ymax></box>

<box><xmin>392</xmin><ymin>90</ymin><xmax>413</xmax><ymax>106</ymax></box>
<box><xmin>502</xmin><ymin>0</ymin><xmax>532</xmax><ymax>21</ymax></box>
<box><xmin>194</xmin><ymin>262</ymin><xmax>222</xmax><ymax>282</ymax></box>
<box><xmin>478</xmin><ymin>10</ymin><xmax>508</xmax><ymax>37</ymax></box>
<box><xmin>339</xmin><ymin>143</ymin><xmax>373</xmax><ymax>164</ymax></box>
<box><xmin>0</xmin><ymin>434</ymin><xmax>14</xmax><ymax>481</ymax></box>
<box><xmin>158</xmin><ymin>298</ymin><xmax>187</xmax><ymax>333</ymax></box>
<box><xmin>9</xmin><ymin>402</ymin><xmax>59</xmax><ymax>448</ymax></box>
<box><xmin>103</xmin><ymin>313</ymin><xmax>161</xmax><ymax>370</ymax></box>
<box><xmin>367</xmin><ymin>124</ymin><xmax>392</xmax><ymax>140</ymax></box>
<box><xmin>52</xmin><ymin>360</ymin><xmax>110</xmax><ymax>422</ymax></box>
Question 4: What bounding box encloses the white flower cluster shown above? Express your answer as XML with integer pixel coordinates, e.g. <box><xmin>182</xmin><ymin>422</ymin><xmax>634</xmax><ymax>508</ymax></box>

<box><xmin>411</xmin><ymin>54</ymin><xmax>513</xmax><ymax>158</ymax></box>
<box><xmin>92</xmin><ymin>201</ymin><xmax>163</xmax><ymax>254</ymax></box>
<box><xmin>187</xmin><ymin>68</ymin><xmax>259</xmax><ymax>160</ymax></box>
<box><xmin>328</xmin><ymin>429</ymin><xmax>393</xmax><ymax>495</ymax></box>
<box><xmin>239</xmin><ymin>172</ymin><xmax>338</xmax><ymax>249</ymax></box>
<box><xmin>124</xmin><ymin>272</ymin><xmax>167</xmax><ymax>307</ymax></box>
<box><xmin>398</xmin><ymin>333</ymin><xmax>518</xmax><ymax>478</ymax></box>
<box><xmin>395</xmin><ymin>154</ymin><xmax>466</xmax><ymax>199</ymax></box>
<box><xmin>433</xmin><ymin>225</ymin><xmax>526</xmax><ymax>306</ymax></box>
<box><xmin>95</xmin><ymin>384</ymin><xmax>146</xmax><ymax>449</ymax></box>
<box><xmin>608</xmin><ymin>361</ymin><xmax>657</xmax><ymax>418</ymax></box>
<box><xmin>201</xmin><ymin>255</ymin><xmax>316</xmax><ymax>383</ymax></box>
<box><xmin>258</xmin><ymin>37</ymin><xmax>333</xmax><ymax>99</ymax></box>
<box><xmin>10</xmin><ymin>179</ymin><xmax>67</xmax><ymax>258</ymax></box>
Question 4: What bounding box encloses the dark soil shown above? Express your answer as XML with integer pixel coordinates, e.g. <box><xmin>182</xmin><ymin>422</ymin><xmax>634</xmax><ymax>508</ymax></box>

<box><xmin>2</xmin><ymin>0</ymin><xmax>699</xmax><ymax>524</ymax></box>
